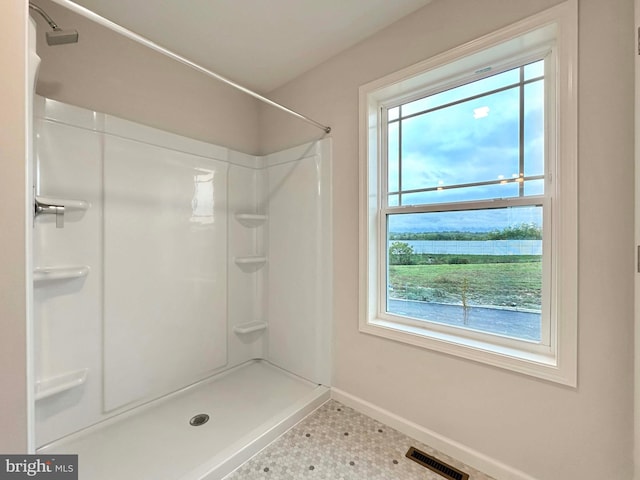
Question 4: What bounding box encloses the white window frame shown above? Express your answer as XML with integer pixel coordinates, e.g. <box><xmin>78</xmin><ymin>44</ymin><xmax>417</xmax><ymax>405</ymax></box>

<box><xmin>358</xmin><ymin>2</ymin><xmax>578</xmax><ymax>386</ymax></box>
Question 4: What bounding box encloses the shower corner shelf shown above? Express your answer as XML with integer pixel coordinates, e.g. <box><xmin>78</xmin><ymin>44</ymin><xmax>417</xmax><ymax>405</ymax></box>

<box><xmin>233</xmin><ymin>321</ymin><xmax>268</xmax><ymax>334</ymax></box>
<box><xmin>234</xmin><ymin>256</ymin><xmax>267</xmax><ymax>266</ymax></box>
<box><xmin>235</xmin><ymin>212</ymin><xmax>268</xmax><ymax>227</ymax></box>
<box><xmin>35</xmin><ymin>368</ymin><xmax>88</xmax><ymax>401</ymax></box>
<box><xmin>34</xmin><ymin>265</ymin><xmax>90</xmax><ymax>284</ymax></box>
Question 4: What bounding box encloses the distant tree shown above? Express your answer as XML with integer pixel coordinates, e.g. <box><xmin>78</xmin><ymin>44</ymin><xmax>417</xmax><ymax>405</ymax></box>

<box><xmin>390</xmin><ymin>231</ymin><xmax>490</xmax><ymax>241</ymax></box>
<box><xmin>389</xmin><ymin>241</ymin><xmax>414</xmax><ymax>265</ymax></box>
<box><xmin>487</xmin><ymin>223</ymin><xmax>542</xmax><ymax>240</ymax></box>
<box><xmin>389</xmin><ymin>224</ymin><xmax>542</xmax><ymax>242</ymax></box>
<box><xmin>448</xmin><ymin>257</ymin><xmax>469</xmax><ymax>264</ymax></box>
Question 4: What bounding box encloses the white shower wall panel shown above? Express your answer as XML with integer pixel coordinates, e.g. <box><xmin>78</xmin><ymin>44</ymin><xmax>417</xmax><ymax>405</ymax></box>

<box><xmin>34</xmin><ymin>111</ymin><xmax>104</xmax><ymax>446</ymax></box>
<box><xmin>33</xmin><ymin>97</ymin><xmax>264</xmax><ymax>446</ymax></box>
<box><xmin>102</xmin><ymin>135</ymin><xmax>228</xmax><ymax>411</ymax></box>
<box><xmin>265</xmin><ymin>141</ymin><xmax>332</xmax><ymax>386</ymax></box>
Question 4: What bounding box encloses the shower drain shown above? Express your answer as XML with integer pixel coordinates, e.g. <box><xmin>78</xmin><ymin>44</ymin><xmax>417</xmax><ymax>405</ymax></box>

<box><xmin>189</xmin><ymin>414</ymin><xmax>210</xmax><ymax>426</ymax></box>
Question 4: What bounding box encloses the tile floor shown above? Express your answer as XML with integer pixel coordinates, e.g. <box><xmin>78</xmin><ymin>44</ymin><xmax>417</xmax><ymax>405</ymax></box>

<box><xmin>224</xmin><ymin>400</ymin><xmax>495</xmax><ymax>480</ymax></box>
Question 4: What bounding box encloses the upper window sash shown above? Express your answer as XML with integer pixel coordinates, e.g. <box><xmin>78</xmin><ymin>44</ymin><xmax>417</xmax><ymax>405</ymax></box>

<box><xmin>381</xmin><ymin>54</ymin><xmax>551</xmax><ymax>210</ymax></box>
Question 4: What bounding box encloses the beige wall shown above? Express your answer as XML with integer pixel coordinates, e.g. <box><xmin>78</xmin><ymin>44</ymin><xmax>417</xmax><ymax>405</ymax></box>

<box><xmin>0</xmin><ymin>0</ymin><xmax>29</xmax><ymax>452</ymax></box>
<box><xmin>34</xmin><ymin>0</ymin><xmax>261</xmax><ymax>155</ymax></box>
<box><xmin>260</xmin><ymin>0</ymin><xmax>635</xmax><ymax>478</ymax></box>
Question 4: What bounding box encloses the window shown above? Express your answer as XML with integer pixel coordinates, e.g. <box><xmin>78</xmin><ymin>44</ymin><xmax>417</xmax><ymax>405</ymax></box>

<box><xmin>386</xmin><ymin>60</ymin><xmax>547</xmax><ymax>343</ymax></box>
<box><xmin>359</xmin><ymin>3</ymin><xmax>577</xmax><ymax>385</ymax></box>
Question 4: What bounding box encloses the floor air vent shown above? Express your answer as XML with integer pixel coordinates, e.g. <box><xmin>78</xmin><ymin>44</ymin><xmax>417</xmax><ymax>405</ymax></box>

<box><xmin>405</xmin><ymin>447</ymin><xmax>469</xmax><ymax>480</ymax></box>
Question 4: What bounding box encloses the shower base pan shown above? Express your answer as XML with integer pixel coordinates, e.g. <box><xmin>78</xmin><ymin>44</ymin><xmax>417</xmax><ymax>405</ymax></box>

<box><xmin>38</xmin><ymin>360</ymin><xmax>329</xmax><ymax>480</ymax></box>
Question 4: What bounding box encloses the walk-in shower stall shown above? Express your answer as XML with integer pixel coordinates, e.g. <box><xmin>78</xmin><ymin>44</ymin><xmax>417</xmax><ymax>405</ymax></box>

<box><xmin>27</xmin><ymin>4</ymin><xmax>332</xmax><ymax>479</ymax></box>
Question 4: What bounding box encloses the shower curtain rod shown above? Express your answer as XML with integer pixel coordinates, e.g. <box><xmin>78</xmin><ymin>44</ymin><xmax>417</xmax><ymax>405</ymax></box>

<box><xmin>47</xmin><ymin>0</ymin><xmax>332</xmax><ymax>134</ymax></box>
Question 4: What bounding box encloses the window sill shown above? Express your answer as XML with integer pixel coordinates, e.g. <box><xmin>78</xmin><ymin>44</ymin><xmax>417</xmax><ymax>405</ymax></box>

<box><xmin>360</xmin><ymin>316</ymin><xmax>575</xmax><ymax>386</ymax></box>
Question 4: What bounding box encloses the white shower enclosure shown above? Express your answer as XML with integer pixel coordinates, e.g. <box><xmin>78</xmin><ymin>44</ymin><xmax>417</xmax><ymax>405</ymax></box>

<box><xmin>31</xmin><ymin>96</ymin><xmax>332</xmax><ymax>479</ymax></box>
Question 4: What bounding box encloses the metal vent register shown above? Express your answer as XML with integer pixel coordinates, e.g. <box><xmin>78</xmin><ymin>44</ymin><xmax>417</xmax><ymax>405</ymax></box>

<box><xmin>405</xmin><ymin>447</ymin><xmax>469</xmax><ymax>480</ymax></box>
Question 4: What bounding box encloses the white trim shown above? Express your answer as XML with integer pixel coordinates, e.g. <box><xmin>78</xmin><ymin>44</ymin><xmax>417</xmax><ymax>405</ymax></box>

<box><xmin>26</xmin><ymin>14</ymin><xmax>38</xmax><ymax>455</ymax></box>
<box><xmin>331</xmin><ymin>388</ymin><xmax>539</xmax><ymax>480</ymax></box>
<box><xmin>358</xmin><ymin>1</ymin><xmax>578</xmax><ymax>386</ymax></box>
<box><xmin>634</xmin><ymin>0</ymin><xmax>640</xmax><ymax>476</ymax></box>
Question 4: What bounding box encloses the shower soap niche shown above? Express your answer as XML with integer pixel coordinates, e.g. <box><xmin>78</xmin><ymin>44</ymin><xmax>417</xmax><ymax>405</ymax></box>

<box><xmin>235</xmin><ymin>213</ymin><xmax>268</xmax><ymax>227</ymax></box>
<box><xmin>34</xmin><ymin>265</ymin><xmax>90</xmax><ymax>285</ymax></box>
<box><xmin>233</xmin><ymin>321</ymin><xmax>268</xmax><ymax>334</ymax></box>
<box><xmin>35</xmin><ymin>368</ymin><xmax>88</xmax><ymax>401</ymax></box>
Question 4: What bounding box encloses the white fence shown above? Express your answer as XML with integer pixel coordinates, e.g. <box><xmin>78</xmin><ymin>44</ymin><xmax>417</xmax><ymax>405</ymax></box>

<box><xmin>400</xmin><ymin>239</ymin><xmax>542</xmax><ymax>255</ymax></box>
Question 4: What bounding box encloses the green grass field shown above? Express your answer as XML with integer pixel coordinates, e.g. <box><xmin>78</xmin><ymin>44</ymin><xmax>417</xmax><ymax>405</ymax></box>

<box><xmin>388</xmin><ymin>260</ymin><xmax>542</xmax><ymax>310</ymax></box>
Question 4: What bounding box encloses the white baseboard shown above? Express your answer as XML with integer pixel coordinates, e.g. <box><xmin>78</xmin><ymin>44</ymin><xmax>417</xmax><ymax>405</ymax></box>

<box><xmin>331</xmin><ymin>387</ymin><xmax>539</xmax><ymax>480</ymax></box>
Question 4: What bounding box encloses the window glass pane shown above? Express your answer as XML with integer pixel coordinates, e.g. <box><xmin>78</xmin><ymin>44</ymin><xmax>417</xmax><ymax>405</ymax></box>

<box><xmin>388</xmin><ymin>194</ymin><xmax>400</xmax><ymax>207</ymax></box>
<box><xmin>386</xmin><ymin>207</ymin><xmax>542</xmax><ymax>342</ymax></box>
<box><xmin>402</xmin><ymin>67</ymin><xmax>520</xmax><ymax>118</ymax></box>
<box><xmin>400</xmin><ymin>87</ymin><xmax>520</xmax><ymax>195</ymax></box>
<box><xmin>388</xmin><ymin>121</ymin><xmax>400</xmax><ymax>193</ymax></box>
<box><xmin>524</xmin><ymin>59</ymin><xmax>544</xmax><ymax>80</ymax></box>
<box><xmin>524</xmin><ymin>80</ymin><xmax>544</xmax><ymax>177</ymax></box>
<box><xmin>524</xmin><ymin>179</ymin><xmax>544</xmax><ymax>196</ymax></box>
<box><xmin>388</xmin><ymin>106</ymin><xmax>400</xmax><ymax>121</ymax></box>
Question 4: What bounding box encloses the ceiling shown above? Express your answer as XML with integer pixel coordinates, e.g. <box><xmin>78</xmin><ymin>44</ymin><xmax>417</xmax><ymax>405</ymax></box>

<box><xmin>63</xmin><ymin>0</ymin><xmax>433</xmax><ymax>93</ymax></box>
